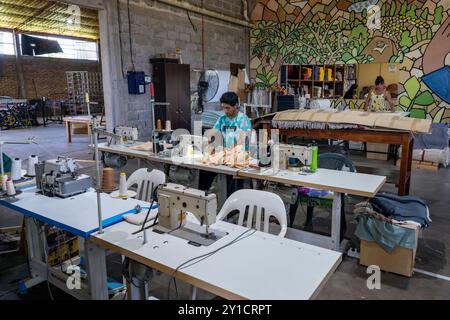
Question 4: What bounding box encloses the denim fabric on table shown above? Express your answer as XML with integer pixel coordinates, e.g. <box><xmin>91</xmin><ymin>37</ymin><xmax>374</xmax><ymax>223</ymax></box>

<box><xmin>370</xmin><ymin>192</ymin><xmax>431</xmax><ymax>227</ymax></box>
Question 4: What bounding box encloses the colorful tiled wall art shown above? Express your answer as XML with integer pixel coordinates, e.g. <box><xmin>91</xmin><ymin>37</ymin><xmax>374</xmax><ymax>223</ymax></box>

<box><xmin>250</xmin><ymin>0</ymin><xmax>450</xmax><ymax>122</ymax></box>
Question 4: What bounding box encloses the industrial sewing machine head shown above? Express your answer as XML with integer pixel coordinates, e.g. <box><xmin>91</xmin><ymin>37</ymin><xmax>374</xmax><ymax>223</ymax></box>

<box><xmin>174</xmin><ymin>135</ymin><xmax>207</xmax><ymax>158</ymax></box>
<box><xmin>35</xmin><ymin>156</ymin><xmax>92</xmax><ymax>198</ymax></box>
<box><xmin>154</xmin><ymin>183</ymin><xmax>226</xmax><ymax>246</ymax></box>
<box><xmin>272</xmin><ymin>143</ymin><xmax>313</xmax><ymax>172</ymax></box>
<box><xmin>115</xmin><ymin>127</ymin><xmax>138</xmax><ymax>144</ymax></box>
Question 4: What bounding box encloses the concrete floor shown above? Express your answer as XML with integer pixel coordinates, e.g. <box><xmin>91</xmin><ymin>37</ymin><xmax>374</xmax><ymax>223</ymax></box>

<box><xmin>1</xmin><ymin>124</ymin><xmax>449</xmax><ymax>300</ymax></box>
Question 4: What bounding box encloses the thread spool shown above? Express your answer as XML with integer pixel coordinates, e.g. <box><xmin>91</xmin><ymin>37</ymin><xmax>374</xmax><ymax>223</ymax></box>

<box><xmin>156</xmin><ymin>119</ymin><xmax>162</xmax><ymax>130</ymax></box>
<box><xmin>119</xmin><ymin>172</ymin><xmax>127</xmax><ymax>197</ymax></box>
<box><xmin>101</xmin><ymin>167</ymin><xmax>115</xmax><ymax>191</ymax></box>
<box><xmin>1</xmin><ymin>175</ymin><xmax>8</xmax><ymax>191</ymax></box>
<box><xmin>27</xmin><ymin>155</ymin><xmax>38</xmax><ymax>177</ymax></box>
<box><xmin>6</xmin><ymin>178</ymin><xmax>15</xmax><ymax>196</ymax></box>
<box><xmin>11</xmin><ymin>158</ymin><xmax>22</xmax><ymax>181</ymax></box>
<box><xmin>165</xmin><ymin>120</ymin><xmax>171</xmax><ymax>131</ymax></box>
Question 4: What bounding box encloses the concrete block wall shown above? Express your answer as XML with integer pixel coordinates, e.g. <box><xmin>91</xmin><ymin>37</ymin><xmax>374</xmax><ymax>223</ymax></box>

<box><xmin>0</xmin><ymin>55</ymin><xmax>100</xmax><ymax>100</ymax></box>
<box><xmin>113</xmin><ymin>0</ymin><xmax>250</xmax><ymax>137</ymax></box>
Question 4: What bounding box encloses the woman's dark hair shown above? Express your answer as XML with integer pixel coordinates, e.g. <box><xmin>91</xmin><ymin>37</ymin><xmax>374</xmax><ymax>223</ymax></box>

<box><xmin>344</xmin><ymin>84</ymin><xmax>358</xmax><ymax>99</ymax></box>
<box><xmin>375</xmin><ymin>76</ymin><xmax>385</xmax><ymax>86</ymax></box>
<box><xmin>220</xmin><ymin>92</ymin><xmax>239</xmax><ymax>107</ymax></box>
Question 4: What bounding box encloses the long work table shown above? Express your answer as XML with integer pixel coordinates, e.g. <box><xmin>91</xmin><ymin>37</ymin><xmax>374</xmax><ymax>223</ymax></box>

<box><xmin>238</xmin><ymin>167</ymin><xmax>385</xmax><ymax>251</ymax></box>
<box><xmin>94</xmin><ymin>142</ymin><xmax>386</xmax><ymax>251</ymax></box>
<box><xmin>95</xmin><ymin>142</ymin><xmax>239</xmax><ymax>206</ymax></box>
<box><xmin>0</xmin><ymin>187</ymin><xmax>150</xmax><ymax>300</ymax></box>
<box><xmin>92</xmin><ymin>211</ymin><xmax>343</xmax><ymax>300</ymax></box>
<box><xmin>278</xmin><ymin>128</ymin><xmax>413</xmax><ymax>196</ymax></box>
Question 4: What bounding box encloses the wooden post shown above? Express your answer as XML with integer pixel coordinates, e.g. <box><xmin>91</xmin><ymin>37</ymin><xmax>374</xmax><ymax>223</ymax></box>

<box><xmin>65</xmin><ymin>121</ymin><xmax>72</xmax><ymax>143</ymax></box>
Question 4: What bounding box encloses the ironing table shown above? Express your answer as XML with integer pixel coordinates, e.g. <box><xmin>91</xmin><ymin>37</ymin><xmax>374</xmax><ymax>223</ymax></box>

<box><xmin>0</xmin><ymin>187</ymin><xmax>149</xmax><ymax>300</ymax></box>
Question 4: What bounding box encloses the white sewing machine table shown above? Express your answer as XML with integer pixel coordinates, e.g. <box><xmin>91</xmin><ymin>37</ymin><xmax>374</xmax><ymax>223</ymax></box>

<box><xmin>0</xmin><ymin>187</ymin><xmax>149</xmax><ymax>300</ymax></box>
<box><xmin>94</xmin><ymin>142</ymin><xmax>240</xmax><ymax>206</ymax></box>
<box><xmin>238</xmin><ymin>168</ymin><xmax>386</xmax><ymax>251</ymax></box>
<box><xmin>91</xmin><ymin>213</ymin><xmax>342</xmax><ymax>300</ymax></box>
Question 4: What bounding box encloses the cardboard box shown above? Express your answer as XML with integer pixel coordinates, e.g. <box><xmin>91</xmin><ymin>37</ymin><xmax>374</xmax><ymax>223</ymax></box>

<box><xmin>366</xmin><ymin>142</ymin><xmax>389</xmax><ymax>161</ymax></box>
<box><xmin>228</xmin><ymin>68</ymin><xmax>246</xmax><ymax>95</ymax></box>
<box><xmin>359</xmin><ymin>227</ymin><xmax>419</xmax><ymax>277</ymax></box>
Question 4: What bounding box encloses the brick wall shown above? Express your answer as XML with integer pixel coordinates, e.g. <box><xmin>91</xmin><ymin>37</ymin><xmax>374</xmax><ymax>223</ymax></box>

<box><xmin>0</xmin><ymin>56</ymin><xmax>18</xmax><ymax>98</ymax></box>
<box><xmin>0</xmin><ymin>55</ymin><xmax>100</xmax><ymax>100</ymax></box>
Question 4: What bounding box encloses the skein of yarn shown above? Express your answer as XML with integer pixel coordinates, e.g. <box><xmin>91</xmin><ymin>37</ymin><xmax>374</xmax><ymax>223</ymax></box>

<box><xmin>101</xmin><ymin>167</ymin><xmax>115</xmax><ymax>190</ymax></box>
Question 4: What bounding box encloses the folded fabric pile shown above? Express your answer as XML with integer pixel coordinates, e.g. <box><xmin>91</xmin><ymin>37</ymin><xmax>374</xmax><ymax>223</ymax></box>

<box><xmin>298</xmin><ymin>187</ymin><xmax>333</xmax><ymax>199</ymax></box>
<box><xmin>354</xmin><ymin>193</ymin><xmax>431</xmax><ymax>252</ymax></box>
<box><xmin>370</xmin><ymin>193</ymin><xmax>431</xmax><ymax>227</ymax></box>
<box><xmin>202</xmin><ymin>145</ymin><xmax>259</xmax><ymax>169</ymax></box>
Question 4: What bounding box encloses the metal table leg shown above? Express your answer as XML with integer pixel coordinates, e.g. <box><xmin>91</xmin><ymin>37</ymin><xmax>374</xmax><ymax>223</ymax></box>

<box><xmin>23</xmin><ymin>217</ymin><xmax>45</xmax><ymax>287</ymax></box>
<box><xmin>126</xmin><ymin>260</ymin><xmax>150</xmax><ymax>300</ymax></box>
<box><xmin>330</xmin><ymin>192</ymin><xmax>342</xmax><ymax>252</ymax></box>
<box><xmin>216</xmin><ymin>173</ymin><xmax>227</xmax><ymax>209</ymax></box>
<box><xmin>84</xmin><ymin>239</ymin><xmax>108</xmax><ymax>300</ymax></box>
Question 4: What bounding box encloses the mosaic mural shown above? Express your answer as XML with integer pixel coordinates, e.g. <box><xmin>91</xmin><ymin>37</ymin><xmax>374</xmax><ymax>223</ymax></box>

<box><xmin>250</xmin><ymin>0</ymin><xmax>450</xmax><ymax>122</ymax></box>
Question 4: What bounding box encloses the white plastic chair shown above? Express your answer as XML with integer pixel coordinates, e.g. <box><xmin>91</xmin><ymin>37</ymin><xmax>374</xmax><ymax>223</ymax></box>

<box><xmin>189</xmin><ymin>190</ymin><xmax>288</xmax><ymax>300</ymax></box>
<box><xmin>126</xmin><ymin>168</ymin><xmax>165</xmax><ymax>202</ymax></box>
<box><xmin>217</xmin><ymin>189</ymin><xmax>288</xmax><ymax>237</ymax></box>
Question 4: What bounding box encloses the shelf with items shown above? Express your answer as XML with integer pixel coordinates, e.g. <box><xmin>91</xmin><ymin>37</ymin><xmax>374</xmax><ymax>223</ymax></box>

<box><xmin>281</xmin><ymin>63</ymin><xmax>357</xmax><ymax>99</ymax></box>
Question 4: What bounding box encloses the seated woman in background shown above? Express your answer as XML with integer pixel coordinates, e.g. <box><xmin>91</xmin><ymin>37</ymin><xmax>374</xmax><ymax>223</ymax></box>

<box><xmin>344</xmin><ymin>84</ymin><xmax>358</xmax><ymax>99</ymax></box>
<box><xmin>364</xmin><ymin>76</ymin><xmax>395</xmax><ymax>112</ymax></box>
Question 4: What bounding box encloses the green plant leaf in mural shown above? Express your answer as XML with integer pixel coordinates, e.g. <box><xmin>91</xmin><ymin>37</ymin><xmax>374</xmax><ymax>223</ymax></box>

<box><xmin>342</xmin><ymin>52</ymin><xmax>353</xmax><ymax>63</ymax></box>
<box><xmin>404</xmin><ymin>76</ymin><xmax>420</xmax><ymax>99</ymax></box>
<box><xmin>381</xmin><ymin>2</ymin><xmax>386</xmax><ymax>16</ymax></box>
<box><xmin>421</xmin><ymin>8</ymin><xmax>428</xmax><ymax>20</ymax></box>
<box><xmin>399</xmin><ymin>95</ymin><xmax>411</xmax><ymax>108</ymax></box>
<box><xmin>416</xmin><ymin>29</ymin><xmax>422</xmax><ymax>42</ymax></box>
<box><xmin>400</xmin><ymin>1</ymin><xmax>408</xmax><ymax>15</ymax></box>
<box><xmin>390</xmin><ymin>1</ymin><xmax>396</xmax><ymax>16</ymax></box>
<box><xmin>406</xmin><ymin>4</ymin><xmax>417</xmax><ymax>19</ymax></box>
<box><xmin>268</xmin><ymin>75</ymin><xmax>278</xmax><ymax>86</ymax></box>
<box><xmin>434</xmin><ymin>6</ymin><xmax>443</xmax><ymax>25</ymax></box>
<box><xmin>427</xmin><ymin>27</ymin><xmax>432</xmax><ymax>40</ymax></box>
<box><xmin>399</xmin><ymin>31</ymin><xmax>413</xmax><ymax>48</ymax></box>
<box><xmin>410</xmin><ymin>109</ymin><xmax>427</xmax><ymax>119</ymax></box>
<box><xmin>414</xmin><ymin>91</ymin><xmax>434</xmax><ymax>106</ymax></box>
<box><xmin>389</xmin><ymin>51</ymin><xmax>404</xmax><ymax>63</ymax></box>
<box><xmin>433</xmin><ymin>108</ymin><xmax>445</xmax><ymax>123</ymax></box>
<box><xmin>350</xmin><ymin>23</ymin><xmax>369</xmax><ymax>47</ymax></box>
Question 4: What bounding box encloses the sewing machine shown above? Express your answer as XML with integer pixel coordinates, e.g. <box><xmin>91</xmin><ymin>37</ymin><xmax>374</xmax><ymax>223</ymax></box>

<box><xmin>173</xmin><ymin>134</ymin><xmax>206</xmax><ymax>158</ymax></box>
<box><xmin>272</xmin><ymin>143</ymin><xmax>313</xmax><ymax>172</ymax></box>
<box><xmin>153</xmin><ymin>183</ymin><xmax>225</xmax><ymax>246</ymax></box>
<box><xmin>35</xmin><ymin>157</ymin><xmax>92</xmax><ymax>198</ymax></box>
<box><xmin>115</xmin><ymin>126</ymin><xmax>138</xmax><ymax>143</ymax></box>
